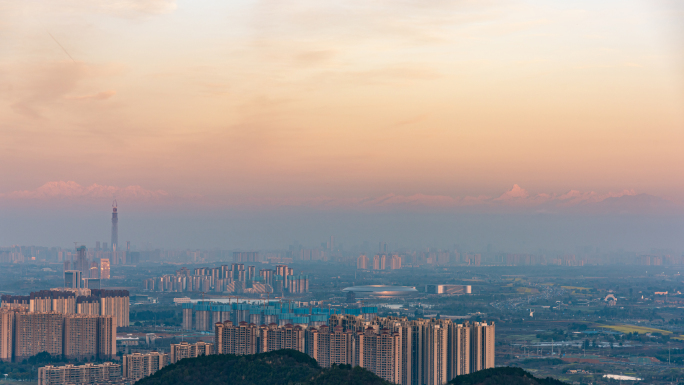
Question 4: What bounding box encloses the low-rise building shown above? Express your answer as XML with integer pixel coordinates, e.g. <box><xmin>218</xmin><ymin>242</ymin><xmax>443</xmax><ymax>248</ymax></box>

<box><xmin>38</xmin><ymin>362</ymin><xmax>122</xmax><ymax>385</ymax></box>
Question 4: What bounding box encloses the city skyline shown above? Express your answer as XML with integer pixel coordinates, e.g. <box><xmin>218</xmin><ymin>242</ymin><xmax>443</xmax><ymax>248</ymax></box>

<box><xmin>2</xmin><ymin>2</ymin><xmax>684</xmax><ymax>384</ymax></box>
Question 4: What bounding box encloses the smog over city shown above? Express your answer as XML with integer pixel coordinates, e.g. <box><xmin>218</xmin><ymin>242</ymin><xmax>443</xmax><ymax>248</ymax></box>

<box><xmin>0</xmin><ymin>1</ymin><xmax>683</xmax><ymax>384</ymax></box>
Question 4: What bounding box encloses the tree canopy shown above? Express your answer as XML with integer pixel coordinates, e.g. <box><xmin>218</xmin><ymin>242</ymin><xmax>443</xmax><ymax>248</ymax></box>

<box><xmin>134</xmin><ymin>350</ymin><xmax>391</xmax><ymax>385</ymax></box>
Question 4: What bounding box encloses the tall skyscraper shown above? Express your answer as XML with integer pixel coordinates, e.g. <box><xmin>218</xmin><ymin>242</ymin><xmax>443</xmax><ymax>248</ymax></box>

<box><xmin>75</xmin><ymin>246</ymin><xmax>88</xmax><ymax>275</ymax></box>
<box><xmin>111</xmin><ymin>200</ymin><xmax>118</xmax><ymax>253</ymax></box>
<box><xmin>100</xmin><ymin>259</ymin><xmax>110</xmax><ymax>280</ymax></box>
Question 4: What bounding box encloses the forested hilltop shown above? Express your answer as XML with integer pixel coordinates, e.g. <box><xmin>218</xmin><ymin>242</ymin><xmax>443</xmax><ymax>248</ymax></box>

<box><xmin>134</xmin><ymin>349</ymin><xmax>391</xmax><ymax>385</ymax></box>
<box><xmin>449</xmin><ymin>367</ymin><xmax>570</xmax><ymax>385</ymax></box>
<box><xmin>135</xmin><ymin>350</ymin><xmax>569</xmax><ymax>385</ymax></box>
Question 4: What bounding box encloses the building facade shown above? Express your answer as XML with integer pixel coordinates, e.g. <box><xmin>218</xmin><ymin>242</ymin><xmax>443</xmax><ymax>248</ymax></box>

<box><xmin>169</xmin><ymin>341</ymin><xmax>214</xmax><ymax>363</ymax></box>
<box><xmin>0</xmin><ymin>309</ymin><xmax>115</xmax><ymax>362</ymax></box>
<box><xmin>122</xmin><ymin>352</ymin><xmax>168</xmax><ymax>382</ymax></box>
<box><xmin>14</xmin><ymin>312</ymin><xmax>64</xmax><ymax>361</ymax></box>
<box><xmin>213</xmin><ymin>315</ymin><xmax>495</xmax><ymax>385</ymax></box>
<box><xmin>0</xmin><ymin>309</ymin><xmax>14</xmax><ymax>361</ymax></box>
<box><xmin>38</xmin><ymin>362</ymin><xmax>122</xmax><ymax>385</ymax></box>
<box><xmin>357</xmin><ymin>255</ymin><xmax>369</xmax><ymax>270</ymax></box>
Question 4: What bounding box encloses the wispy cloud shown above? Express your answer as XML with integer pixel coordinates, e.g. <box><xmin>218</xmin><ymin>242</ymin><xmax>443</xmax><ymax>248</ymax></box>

<box><xmin>78</xmin><ymin>0</ymin><xmax>177</xmax><ymax>17</ymax></box>
<box><xmin>65</xmin><ymin>90</ymin><xmax>116</xmax><ymax>101</ymax></box>
<box><xmin>1</xmin><ymin>181</ymin><xmax>168</xmax><ymax>201</ymax></box>
<box><xmin>2</xmin><ymin>182</ymin><xmax>672</xmax><ymax>214</ymax></box>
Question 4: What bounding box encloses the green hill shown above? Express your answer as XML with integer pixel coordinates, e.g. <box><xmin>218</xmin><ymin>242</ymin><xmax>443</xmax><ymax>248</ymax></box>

<box><xmin>134</xmin><ymin>350</ymin><xmax>391</xmax><ymax>385</ymax></box>
<box><xmin>449</xmin><ymin>367</ymin><xmax>569</xmax><ymax>385</ymax></box>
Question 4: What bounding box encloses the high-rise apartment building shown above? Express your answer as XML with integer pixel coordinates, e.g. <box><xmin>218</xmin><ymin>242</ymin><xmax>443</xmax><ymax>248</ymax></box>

<box><xmin>259</xmin><ymin>269</ymin><xmax>274</xmax><ymax>287</ymax></box>
<box><xmin>391</xmin><ymin>254</ymin><xmax>402</xmax><ymax>270</ymax></box>
<box><xmin>14</xmin><ymin>312</ymin><xmax>64</xmax><ymax>361</ymax></box>
<box><xmin>258</xmin><ymin>323</ymin><xmax>305</xmax><ymax>353</ymax></box>
<box><xmin>10</xmin><ymin>311</ymin><xmax>115</xmax><ymax>363</ymax></box>
<box><xmin>211</xmin><ymin>316</ymin><xmax>494</xmax><ymax>385</ymax></box>
<box><xmin>63</xmin><ymin>314</ymin><xmax>98</xmax><ymax>360</ymax></box>
<box><xmin>233</xmin><ymin>252</ymin><xmax>259</xmax><ymax>263</ymax></box>
<box><xmin>122</xmin><ymin>352</ymin><xmax>168</xmax><ymax>381</ymax></box>
<box><xmin>95</xmin><ymin>289</ymin><xmax>130</xmax><ymax>327</ymax></box>
<box><xmin>169</xmin><ymin>341</ymin><xmax>214</xmax><ymax>363</ymax></box>
<box><xmin>275</xmin><ymin>265</ymin><xmax>293</xmax><ymax>291</ymax></box>
<box><xmin>450</xmin><ymin>323</ymin><xmax>470</xmax><ymax>377</ymax></box>
<box><xmin>215</xmin><ymin>321</ymin><xmax>257</xmax><ymax>355</ymax></box>
<box><xmin>422</xmin><ymin>321</ymin><xmax>448</xmax><ymax>385</ymax></box>
<box><xmin>324</xmin><ymin>315</ymin><xmax>493</xmax><ymax>385</ymax></box>
<box><xmin>29</xmin><ymin>290</ymin><xmax>76</xmax><ymax>314</ymax></box>
<box><xmin>1</xmin><ymin>288</ymin><xmax>127</xmax><ymax>356</ymax></box>
<box><xmin>373</xmin><ymin>254</ymin><xmax>386</xmax><ymax>270</ymax></box>
<box><xmin>97</xmin><ymin>315</ymin><xmax>116</xmax><ymax>359</ymax></box>
<box><xmin>357</xmin><ymin>255</ymin><xmax>369</xmax><ymax>270</ymax></box>
<box><xmin>306</xmin><ymin>325</ymin><xmax>354</xmax><ymax>367</ymax></box>
<box><xmin>356</xmin><ymin>327</ymin><xmax>403</xmax><ymax>384</ymax></box>
<box><xmin>0</xmin><ymin>309</ymin><xmax>14</xmax><ymax>362</ymax></box>
<box><xmin>62</xmin><ymin>314</ymin><xmax>115</xmax><ymax>361</ymax></box>
<box><xmin>470</xmin><ymin>322</ymin><xmax>495</xmax><ymax>373</ymax></box>
<box><xmin>286</xmin><ymin>275</ymin><xmax>309</xmax><ymax>294</ymax></box>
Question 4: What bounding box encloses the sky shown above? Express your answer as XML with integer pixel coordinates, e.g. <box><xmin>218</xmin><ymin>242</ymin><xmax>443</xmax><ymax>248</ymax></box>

<box><xmin>0</xmin><ymin>0</ymin><xmax>682</xmax><ymax>251</ymax></box>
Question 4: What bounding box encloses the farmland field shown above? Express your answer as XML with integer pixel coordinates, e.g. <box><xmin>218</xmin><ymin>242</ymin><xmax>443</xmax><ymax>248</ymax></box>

<box><xmin>596</xmin><ymin>324</ymin><xmax>672</xmax><ymax>335</ymax></box>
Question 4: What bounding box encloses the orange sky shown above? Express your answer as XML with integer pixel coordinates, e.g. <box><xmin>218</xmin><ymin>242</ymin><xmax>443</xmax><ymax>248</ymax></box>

<box><xmin>1</xmin><ymin>0</ymin><xmax>683</xmax><ymax>206</ymax></box>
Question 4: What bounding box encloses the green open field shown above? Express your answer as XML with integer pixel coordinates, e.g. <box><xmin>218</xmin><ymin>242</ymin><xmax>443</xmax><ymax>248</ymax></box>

<box><xmin>561</xmin><ymin>286</ymin><xmax>590</xmax><ymax>291</ymax></box>
<box><xmin>596</xmin><ymin>324</ymin><xmax>672</xmax><ymax>335</ymax></box>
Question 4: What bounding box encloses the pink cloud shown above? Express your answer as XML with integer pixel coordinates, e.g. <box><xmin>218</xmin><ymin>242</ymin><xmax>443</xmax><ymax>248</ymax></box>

<box><xmin>494</xmin><ymin>184</ymin><xmax>529</xmax><ymax>201</ymax></box>
<box><xmin>65</xmin><ymin>90</ymin><xmax>116</xmax><ymax>101</ymax></box>
<box><xmin>0</xmin><ymin>181</ymin><xmax>671</xmax><ymax>213</ymax></box>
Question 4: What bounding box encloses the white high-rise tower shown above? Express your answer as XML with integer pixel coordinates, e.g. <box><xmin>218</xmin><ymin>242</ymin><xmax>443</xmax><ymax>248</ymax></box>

<box><xmin>111</xmin><ymin>200</ymin><xmax>118</xmax><ymax>252</ymax></box>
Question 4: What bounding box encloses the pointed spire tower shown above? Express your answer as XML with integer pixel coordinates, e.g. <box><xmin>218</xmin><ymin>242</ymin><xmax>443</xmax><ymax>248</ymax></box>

<box><xmin>111</xmin><ymin>200</ymin><xmax>118</xmax><ymax>253</ymax></box>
